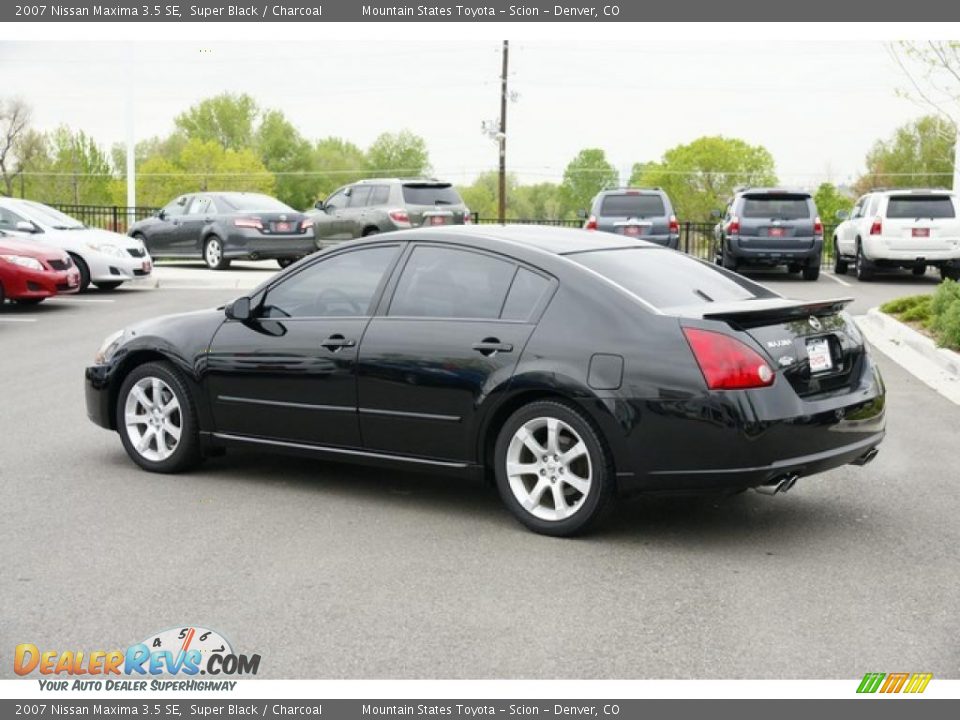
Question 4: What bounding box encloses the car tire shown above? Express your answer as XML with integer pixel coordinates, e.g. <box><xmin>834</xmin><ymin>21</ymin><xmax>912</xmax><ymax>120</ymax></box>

<box><xmin>912</xmin><ymin>265</ymin><xmax>926</xmax><ymax>276</ymax></box>
<box><xmin>117</xmin><ymin>361</ymin><xmax>202</xmax><ymax>474</ymax></box>
<box><xmin>14</xmin><ymin>298</ymin><xmax>44</xmax><ymax>305</ymax></box>
<box><xmin>802</xmin><ymin>263</ymin><xmax>821</xmax><ymax>281</ymax></box>
<box><xmin>833</xmin><ymin>239</ymin><xmax>848</xmax><ymax>275</ymax></box>
<box><xmin>69</xmin><ymin>253</ymin><xmax>91</xmax><ymax>292</ymax></box>
<box><xmin>941</xmin><ymin>265</ymin><xmax>960</xmax><ymax>281</ymax></box>
<box><xmin>362</xmin><ymin>227</ymin><xmax>380</xmax><ymax>237</ymax></box>
<box><xmin>855</xmin><ymin>241</ymin><xmax>874</xmax><ymax>282</ymax></box>
<box><xmin>721</xmin><ymin>245</ymin><xmax>738</xmax><ymax>271</ymax></box>
<box><xmin>94</xmin><ymin>281</ymin><xmax>123</xmax><ymax>291</ymax></box>
<box><xmin>203</xmin><ymin>236</ymin><xmax>231</xmax><ymax>271</ymax></box>
<box><xmin>494</xmin><ymin>400</ymin><xmax>615</xmax><ymax>537</ymax></box>
<box><xmin>787</xmin><ymin>263</ymin><xmax>802</xmax><ymax>274</ymax></box>
<box><xmin>277</xmin><ymin>258</ymin><xmax>297</xmax><ymax>269</ymax></box>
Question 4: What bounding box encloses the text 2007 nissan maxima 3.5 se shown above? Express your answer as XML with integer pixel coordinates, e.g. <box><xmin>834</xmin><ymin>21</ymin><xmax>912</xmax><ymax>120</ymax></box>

<box><xmin>85</xmin><ymin>226</ymin><xmax>885</xmax><ymax>536</ymax></box>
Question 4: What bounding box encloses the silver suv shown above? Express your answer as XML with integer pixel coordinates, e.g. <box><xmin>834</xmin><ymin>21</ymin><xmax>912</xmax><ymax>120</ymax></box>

<box><xmin>583</xmin><ymin>188</ymin><xmax>679</xmax><ymax>248</ymax></box>
<box><xmin>312</xmin><ymin>178</ymin><xmax>471</xmax><ymax>248</ymax></box>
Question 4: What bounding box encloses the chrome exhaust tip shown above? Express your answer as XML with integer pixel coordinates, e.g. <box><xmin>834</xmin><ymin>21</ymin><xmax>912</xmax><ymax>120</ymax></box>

<box><xmin>754</xmin><ymin>472</ymin><xmax>800</xmax><ymax>496</ymax></box>
<box><xmin>852</xmin><ymin>447</ymin><xmax>879</xmax><ymax>466</ymax></box>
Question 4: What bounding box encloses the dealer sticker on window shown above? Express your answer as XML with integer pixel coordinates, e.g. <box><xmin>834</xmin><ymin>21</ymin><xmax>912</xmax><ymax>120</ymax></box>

<box><xmin>806</xmin><ymin>338</ymin><xmax>833</xmax><ymax>373</ymax></box>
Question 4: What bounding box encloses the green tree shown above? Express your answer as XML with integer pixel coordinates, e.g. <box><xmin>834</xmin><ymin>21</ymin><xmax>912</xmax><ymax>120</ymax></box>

<box><xmin>256</xmin><ymin>109</ymin><xmax>315</xmax><ymax>210</ymax></box>
<box><xmin>512</xmin><ymin>182</ymin><xmax>569</xmax><ymax>220</ymax></box>
<box><xmin>561</xmin><ymin>148</ymin><xmax>619</xmax><ymax>213</ymax></box>
<box><xmin>631</xmin><ymin>136</ymin><xmax>777</xmax><ymax>220</ymax></box>
<box><xmin>174</xmin><ymin>93</ymin><xmax>259</xmax><ymax>151</ymax></box>
<box><xmin>854</xmin><ymin>115</ymin><xmax>955</xmax><ymax>194</ymax></box>
<box><xmin>312</xmin><ymin>137</ymin><xmax>368</xmax><ymax>200</ymax></box>
<box><xmin>813</xmin><ymin>182</ymin><xmax>853</xmax><ymax>224</ymax></box>
<box><xmin>35</xmin><ymin>126</ymin><xmax>114</xmax><ymax>205</ymax></box>
<box><xmin>177</xmin><ymin>139</ymin><xmax>274</xmax><ymax>195</ymax></box>
<box><xmin>365</xmin><ymin>130</ymin><xmax>430</xmax><ymax>177</ymax></box>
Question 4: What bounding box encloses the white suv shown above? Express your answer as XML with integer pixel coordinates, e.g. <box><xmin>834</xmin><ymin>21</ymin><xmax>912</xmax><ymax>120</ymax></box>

<box><xmin>832</xmin><ymin>189</ymin><xmax>960</xmax><ymax>281</ymax></box>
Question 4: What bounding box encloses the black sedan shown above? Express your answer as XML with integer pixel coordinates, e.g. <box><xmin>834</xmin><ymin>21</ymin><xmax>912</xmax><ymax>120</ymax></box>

<box><xmin>85</xmin><ymin>226</ymin><xmax>886</xmax><ymax>536</ymax></box>
<box><xmin>129</xmin><ymin>192</ymin><xmax>315</xmax><ymax>270</ymax></box>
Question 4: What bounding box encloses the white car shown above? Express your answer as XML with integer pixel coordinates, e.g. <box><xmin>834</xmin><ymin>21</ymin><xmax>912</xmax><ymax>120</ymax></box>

<box><xmin>833</xmin><ymin>189</ymin><xmax>960</xmax><ymax>281</ymax></box>
<box><xmin>0</xmin><ymin>198</ymin><xmax>152</xmax><ymax>291</ymax></box>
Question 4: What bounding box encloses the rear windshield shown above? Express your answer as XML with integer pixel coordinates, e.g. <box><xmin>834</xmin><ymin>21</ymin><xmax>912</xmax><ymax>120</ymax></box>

<box><xmin>570</xmin><ymin>248</ymin><xmax>770</xmax><ymax>309</ymax></box>
<box><xmin>886</xmin><ymin>195</ymin><xmax>956</xmax><ymax>219</ymax></box>
<box><xmin>219</xmin><ymin>194</ymin><xmax>293</xmax><ymax>213</ymax></box>
<box><xmin>599</xmin><ymin>194</ymin><xmax>666</xmax><ymax>217</ymax></box>
<box><xmin>401</xmin><ymin>184</ymin><xmax>462</xmax><ymax>206</ymax></box>
<box><xmin>741</xmin><ymin>194</ymin><xmax>811</xmax><ymax>220</ymax></box>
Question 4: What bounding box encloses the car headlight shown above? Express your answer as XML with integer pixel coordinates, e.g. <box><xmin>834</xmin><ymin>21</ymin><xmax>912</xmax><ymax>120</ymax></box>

<box><xmin>0</xmin><ymin>254</ymin><xmax>44</xmax><ymax>271</ymax></box>
<box><xmin>95</xmin><ymin>329</ymin><xmax>125</xmax><ymax>364</ymax></box>
<box><xmin>86</xmin><ymin>242</ymin><xmax>125</xmax><ymax>258</ymax></box>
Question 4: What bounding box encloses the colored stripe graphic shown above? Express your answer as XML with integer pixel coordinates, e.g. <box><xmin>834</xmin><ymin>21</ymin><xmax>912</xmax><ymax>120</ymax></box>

<box><xmin>857</xmin><ymin>672</ymin><xmax>932</xmax><ymax>694</ymax></box>
<box><xmin>857</xmin><ymin>673</ymin><xmax>885</xmax><ymax>693</ymax></box>
<box><xmin>880</xmin><ymin>672</ymin><xmax>910</xmax><ymax>693</ymax></box>
<box><xmin>903</xmin><ymin>673</ymin><xmax>933</xmax><ymax>694</ymax></box>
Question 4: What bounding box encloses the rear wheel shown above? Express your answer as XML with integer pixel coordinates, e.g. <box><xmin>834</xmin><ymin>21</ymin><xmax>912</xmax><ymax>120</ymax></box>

<box><xmin>721</xmin><ymin>245</ymin><xmax>738</xmax><ymax>271</ymax></box>
<box><xmin>69</xmin><ymin>253</ymin><xmax>91</xmax><ymax>292</ymax></box>
<box><xmin>277</xmin><ymin>258</ymin><xmax>297</xmax><ymax>269</ymax></box>
<box><xmin>855</xmin><ymin>241</ymin><xmax>874</xmax><ymax>282</ymax></box>
<box><xmin>362</xmin><ymin>227</ymin><xmax>380</xmax><ymax>237</ymax></box>
<box><xmin>94</xmin><ymin>281</ymin><xmax>123</xmax><ymax>291</ymax></box>
<box><xmin>802</xmin><ymin>262</ymin><xmax>821</xmax><ymax>281</ymax></box>
<box><xmin>833</xmin><ymin>239</ymin><xmax>848</xmax><ymax>275</ymax></box>
<box><xmin>117</xmin><ymin>361</ymin><xmax>202</xmax><ymax>473</ymax></box>
<box><xmin>941</xmin><ymin>265</ymin><xmax>960</xmax><ymax>281</ymax></box>
<box><xmin>787</xmin><ymin>263</ymin><xmax>802</xmax><ymax>274</ymax></box>
<box><xmin>912</xmin><ymin>265</ymin><xmax>926</xmax><ymax>276</ymax></box>
<box><xmin>203</xmin><ymin>236</ymin><xmax>231</xmax><ymax>271</ymax></box>
<box><xmin>494</xmin><ymin>400</ymin><xmax>615</xmax><ymax>537</ymax></box>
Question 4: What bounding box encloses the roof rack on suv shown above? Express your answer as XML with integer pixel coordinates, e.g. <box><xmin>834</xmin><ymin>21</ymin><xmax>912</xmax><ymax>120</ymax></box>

<box><xmin>354</xmin><ymin>177</ymin><xmax>442</xmax><ymax>184</ymax></box>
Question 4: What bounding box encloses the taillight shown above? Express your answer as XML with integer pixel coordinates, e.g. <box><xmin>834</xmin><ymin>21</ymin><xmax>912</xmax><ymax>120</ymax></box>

<box><xmin>234</xmin><ymin>217</ymin><xmax>262</xmax><ymax>229</ymax></box>
<box><xmin>869</xmin><ymin>216</ymin><xmax>882</xmax><ymax>235</ymax></box>
<box><xmin>669</xmin><ymin>214</ymin><xmax>680</xmax><ymax>234</ymax></box>
<box><xmin>388</xmin><ymin>209</ymin><xmax>410</xmax><ymax>224</ymax></box>
<box><xmin>728</xmin><ymin>216</ymin><xmax>741</xmax><ymax>235</ymax></box>
<box><xmin>585</xmin><ymin>215</ymin><xmax>598</xmax><ymax>230</ymax></box>
<box><xmin>463</xmin><ymin>210</ymin><xmax>472</xmax><ymax>225</ymax></box>
<box><xmin>813</xmin><ymin>216</ymin><xmax>823</xmax><ymax>236</ymax></box>
<box><xmin>682</xmin><ymin>327</ymin><xmax>775</xmax><ymax>391</ymax></box>
<box><xmin>301</xmin><ymin>219</ymin><xmax>313</xmax><ymax>231</ymax></box>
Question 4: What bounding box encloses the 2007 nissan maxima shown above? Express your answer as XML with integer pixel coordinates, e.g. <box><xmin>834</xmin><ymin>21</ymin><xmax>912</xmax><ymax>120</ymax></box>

<box><xmin>85</xmin><ymin>226</ymin><xmax>886</xmax><ymax>536</ymax></box>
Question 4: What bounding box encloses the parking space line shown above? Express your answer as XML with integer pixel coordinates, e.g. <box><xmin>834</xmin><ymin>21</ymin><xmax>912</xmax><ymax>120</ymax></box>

<box><xmin>823</xmin><ymin>272</ymin><xmax>852</xmax><ymax>287</ymax></box>
<box><xmin>48</xmin><ymin>297</ymin><xmax>116</xmax><ymax>303</ymax></box>
<box><xmin>0</xmin><ymin>317</ymin><xmax>38</xmax><ymax>322</ymax></box>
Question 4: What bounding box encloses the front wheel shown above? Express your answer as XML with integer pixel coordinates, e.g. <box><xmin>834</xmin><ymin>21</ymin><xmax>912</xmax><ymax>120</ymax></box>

<box><xmin>494</xmin><ymin>400</ymin><xmax>615</xmax><ymax>537</ymax></box>
<box><xmin>203</xmin><ymin>236</ymin><xmax>231</xmax><ymax>271</ymax></box>
<box><xmin>94</xmin><ymin>281</ymin><xmax>123</xmax><ymax>291</ymax></box>
<box><xmin>14</xmin><ymin>297</ymin><xmax>44</xmax><ymax>305</ymax></box>
<box><xmin>69</xmin><ymin>253</ymin><xmax>91</xmax><ymax>292</ymax></box>
<box><xmin>117</xmin><ymin>361</ymin><xmax>202</xmax><ymax>473</ymax></box>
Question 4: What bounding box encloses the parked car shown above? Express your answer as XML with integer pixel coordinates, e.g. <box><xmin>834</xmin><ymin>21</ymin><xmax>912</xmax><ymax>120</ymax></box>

<box><xmin>85</xmin><ymin>226</ymin><xmax>885</xmax><ymax>537</ymax></box>
<box><xmin>583</xmin><ymin>187</ymin><xmax>680</xmax><ymax>248</ymax></box>
<box><xmin>0</xmin><ymin>231</ymin><xmax>81</xmax><ymax>305</ymax></box>
<box><xmin>832</xmin><ymin>189</ymin><xmax>960</xmax><ymax>281</ymax></box>
<box><xmin>311</xmin><ymin>178</ymin><xmax>471</xmax><ymax>248</ymax></box>
<box><xmin>0</xmin><ymin>198</ymin><xmax>152</xmax><ymax>292</ymax></box>
<box><xmin>713</xmin><ymin>188</ymin><xmax>824</xmax><ymax>280</ymax></box>
<box><xmin>129</xmin><ymin>192</ymin><xmax>314</xmax><ymax>271</ymax></box>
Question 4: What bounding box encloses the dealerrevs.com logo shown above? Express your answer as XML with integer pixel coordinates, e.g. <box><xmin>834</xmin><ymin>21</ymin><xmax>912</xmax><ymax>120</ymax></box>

<box><xmin>15</xmin><ymin>626</ymin><xmax>261</xmax><ymax>691</ymax></box>
<box><xmin>857</xmin><ymin>672</ymin><xmax>933</xmax><ymax>694</ymax></box>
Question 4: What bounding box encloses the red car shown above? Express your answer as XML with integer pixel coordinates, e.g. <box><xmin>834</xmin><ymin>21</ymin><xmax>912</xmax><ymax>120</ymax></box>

<box><xmin>0</xmin><ymin>233</ymin><xmax>81</xmax><ymax>305</ymax></box>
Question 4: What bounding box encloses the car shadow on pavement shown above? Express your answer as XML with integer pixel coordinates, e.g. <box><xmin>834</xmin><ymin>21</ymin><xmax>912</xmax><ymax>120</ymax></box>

<box><xmin>742</xmin><ymin>268</ymin><xmax>942</xmax><ymax>285</ymax></box>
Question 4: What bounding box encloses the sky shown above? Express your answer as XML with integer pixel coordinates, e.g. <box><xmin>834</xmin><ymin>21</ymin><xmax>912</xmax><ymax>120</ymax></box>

<box><xmin>0</xmin><ymin>39</ymin><xmax>938</xmax><ymax>189</ymax></box>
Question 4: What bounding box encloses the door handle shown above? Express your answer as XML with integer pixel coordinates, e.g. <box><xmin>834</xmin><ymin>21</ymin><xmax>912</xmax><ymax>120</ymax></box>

<box><xmin>472</xmin><ymin>338</ymin><xmax>513</xmax><ymax>356</ymax></box>
<box><xmin>321</xmin><ymin>334</ymin><xmax>356</xmax><ymax>352</ymax></box>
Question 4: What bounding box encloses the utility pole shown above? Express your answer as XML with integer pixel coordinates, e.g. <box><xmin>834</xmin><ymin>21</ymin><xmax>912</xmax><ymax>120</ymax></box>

<box><xmin>125</xmin><ymin>45</ymin><xmax>136</xmax><ymax>221</ymax></box>
<box><xmin>954</xmin><ymin>125</ymin><xmax>960</xmax><ymax>193</ymax></box>
<box><xmin>498</xmin><ymin>40</ymin><xmax>509</xmax><ymax>224</ymax></box>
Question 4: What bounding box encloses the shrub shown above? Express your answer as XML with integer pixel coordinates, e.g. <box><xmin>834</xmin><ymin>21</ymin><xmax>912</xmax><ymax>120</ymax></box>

<box><xmin>882</xmin><ymin>280</ymin><xmax>960</xmax><ymax>350</ymax></box>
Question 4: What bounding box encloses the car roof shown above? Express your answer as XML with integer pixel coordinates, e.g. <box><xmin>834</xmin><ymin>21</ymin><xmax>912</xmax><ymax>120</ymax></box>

<box><xmin>870</xmin><ymin>188</ymin><xmax>955</xmax><ymax>196</ymax></box>
<box><xmin>735</xmin><ymin>187</ymin><xmax>812</xmax><ymax>197</ymax></box>
<box><xmin>353</xmin><ymin>177</ymin><xmax>448</xmax><ymax>185</ymax></box>
<box><xmin>398</xmin><ymin>224</ymin><xmax>658</xmax><ymax>256</ymax></box>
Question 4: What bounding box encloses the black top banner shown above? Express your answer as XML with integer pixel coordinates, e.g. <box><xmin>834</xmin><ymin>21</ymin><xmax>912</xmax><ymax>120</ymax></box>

<box><xmin>5</xmin><ymin>0</ymin><xmax>960</xmax><ymax>22</ymax></box>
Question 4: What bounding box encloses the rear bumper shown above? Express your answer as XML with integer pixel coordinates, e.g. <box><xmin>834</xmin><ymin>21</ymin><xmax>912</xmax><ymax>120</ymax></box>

<box><xmin>225</xmin><ymin>232</ymin><xmax>315</xmax><ymax>259</ymax></box>
<box><xmin>862</xmin><ymin>242</ymin><xmax>960</xmax><ymax>264</ymax></box>
<box><xmin>639</xmin><ymin>233</ymin><xmax>680</xmax><ymax>249</ymax></box>
<box><xmin>729</xmin><ymin>236</ymin><xmax>823</xmax><ymax>264</ymax></box>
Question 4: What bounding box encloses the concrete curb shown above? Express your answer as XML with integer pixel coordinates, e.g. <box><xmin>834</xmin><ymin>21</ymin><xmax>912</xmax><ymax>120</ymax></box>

<box><xmin>856</xmin><ymin>307</ymin><xmax>960</xmax><ymax>406</ymax></box>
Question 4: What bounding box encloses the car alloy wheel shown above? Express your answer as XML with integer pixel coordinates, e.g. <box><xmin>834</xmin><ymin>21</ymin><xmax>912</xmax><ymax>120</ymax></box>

<box><xmin>506</xmin><ymin>416</ymin><xmax>593</xmax><ymax>522</ymax></box>
<box><xmin>124</xmin><ymin>376</ymin><xmax>182</xmax><ymax>462</ymax></box>
<box><xmin>204</xmin><ymin>238</ymin><xmax>223</xmax><ymax>269</ymax></box>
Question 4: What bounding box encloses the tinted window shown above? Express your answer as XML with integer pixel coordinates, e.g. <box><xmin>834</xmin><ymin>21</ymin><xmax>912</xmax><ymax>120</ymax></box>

<box><xmin>0</xmin><ymin>206</ymin><xmax>29</xmax><ymax>232</ymax></box>
<box><xmin>368</xmin><ymin>185</ymin><xmax>391</xmax><ymax>205</ymax></box>
<box><xmin>263</xmin><ymin>246</ymin><xmax>399</xmax><ymax>318</ymax></box>
<box><xmin>570</xmin><ymin>248</ymin><xmax>769</xmax><ymax>309</ymax></box>
<box><xmin>389</xmin><ymin>246</ymin><xmax>515</xmax><ymax>319</ymax></box>
<box><xmin>348</xmin><ymin>186</ymin><xmax>372</xmax><ymax>208</ymax></box>
<box><xmin>501</xmin><ymin>268</ymin><xmax>551</xmax><ymax>321</ymax></box>
<box><xmin>886</xmin><ymin>195</ymin><xmax>956</xmax><ymax>219</ymax></box>
<box><xmin>401</xmin><ymin>184</ymin><xmax>462</xmax><ymax>206</ymax></box>
<box><xmin>599</xmin><ymin>194</ymin><xmax>665</xmax><ymax>217</ymax></box>
<box><xmin>740</xmin><ymin>194</ymin><xmax>811</xmax><ymax>220</ymax></box>
<box><xmin>219</xmin><ymin>194</ymin><xmax>293</xmax><ymax>213</ymax></box>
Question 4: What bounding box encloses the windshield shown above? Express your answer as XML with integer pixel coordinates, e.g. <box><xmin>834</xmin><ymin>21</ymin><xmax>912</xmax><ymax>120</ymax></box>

<box><xmin>741</xmin><ymin>195</ymin><xmax>811</xmax><ymax>220</ymax></box>
<box><xmin>886</xmin><ymin>196</ymin><xmax>956</xmax><ymax>219</ymax></box>
<box><xmin>219</xmin><ymin>194</ymin><xmax>294</xmax><ymax>213</ymax></box>
<box><xmin>21</xmin><ymin>201</ymin><xmax>85</xmax><ymax>229</ymax></box>
<box><xmin>599</xmin><ymin>194</ymin><xmax>665</xmax><ymax>217</ymax></box>
<box><xmin>569</xmin><ymin>248</ymin><xmax>772</xmax><ymax>309</ymax></box>
<box><xmin>401</xmin><ymin>184</ymin><xmax>463</xmax><ymax>206</ymax></box>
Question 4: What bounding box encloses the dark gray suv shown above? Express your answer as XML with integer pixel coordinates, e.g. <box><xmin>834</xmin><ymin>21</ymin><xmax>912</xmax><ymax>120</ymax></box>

<box><xmin>311</xmin><ymin>178</ymin><xmax>470</xmax><ymax>248</ymax></box>
<box><xmin>583</xmin><ymin>188</ymin><xmax>680</xmax><ymax>248</ymax></box>
<box><xmin>713</xmin><ymin>188</ymin><xmax>823</xmax><ymax>281</ymax></box>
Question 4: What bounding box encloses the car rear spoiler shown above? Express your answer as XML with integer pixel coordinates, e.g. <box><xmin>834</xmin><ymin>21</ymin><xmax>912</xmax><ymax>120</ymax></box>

<box><xmin>700</xmin><ymin>297</ymin><xmax>854</xmax><ymax>327</ymax></box>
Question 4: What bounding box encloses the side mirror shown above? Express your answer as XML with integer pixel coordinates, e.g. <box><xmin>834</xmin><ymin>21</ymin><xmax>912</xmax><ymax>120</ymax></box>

<box><xmin>225</xmin><ymin>296</ymin><xmax>252</xmax><ymax>321</ymax></box>
<box><xmin>835</xmin><ymin>209</ymin><xmax>849</xmax><ymax>220</ymax></box>
<box><xmin>15</xmin><ymin>220</ymin><xmax>36</xmax><ymax>233</ymax></box>
<box><xmin>710</xmin><ymin>209</ymin><xmax>722</xmax><ymax>219</ymax></box>
<box><xmin>157</xmin><ymin>209</ymin><xmax>167</xmax><ymax>220</ymax></box>
<box><xmin>314</xmin><ymin>201</ymin><xmax>324</xmax><ymax>211</ymax></box>
<box><xmin>576</xmin><ymin>209</ymin><xmax>587</xmax><ymax>220</ymax></box>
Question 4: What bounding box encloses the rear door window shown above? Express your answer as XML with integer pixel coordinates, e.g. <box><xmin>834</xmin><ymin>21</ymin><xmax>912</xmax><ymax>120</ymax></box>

<box><xmin>740</xmin><ymin>195</ymin><xmax>811</xmax><ymax>220</ymax></box>
<box><xmin>401</xmin><ymin>184</ymin><xmax>462</xmax><ymax>206</ymax></box>
<box><xmin>501</xmin><ymin>268</ymin><xmax>552</xmax><ymax>321</ymax></box>
<box><xmin>368</xmin><ymin>185</ymin><xmax>391</xmax><ymax>205</ymax></box>
<box><xmin>886</xmin><ymin>195</ymin><xmax>957</xmax><ymax>219</ymax></box>
<box><xmin>599</xmin><ymin>194</ymin><xmax>665</xmax><ymax>217</ymax></box>
<box><xmin>570</xmin><ymin>248</ymin><xmax>773</xmax><ymax>310</ymax></box>
<box><xmin>388</xmin><ymin>245</ymin><xmax>515</xmax><ymax>319</ymax></box>
<box><xmin>348</xmin><ymin>186</ymin><xmax>372</xmax><ymax>208</ymax></box>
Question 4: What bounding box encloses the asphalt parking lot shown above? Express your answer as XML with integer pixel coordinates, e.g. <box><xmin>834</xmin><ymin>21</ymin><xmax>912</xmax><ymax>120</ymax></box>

<box><xmin>1</xmin><ymin>267</ymin><xmax>958</xmax><ymax>679</ymax></box>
